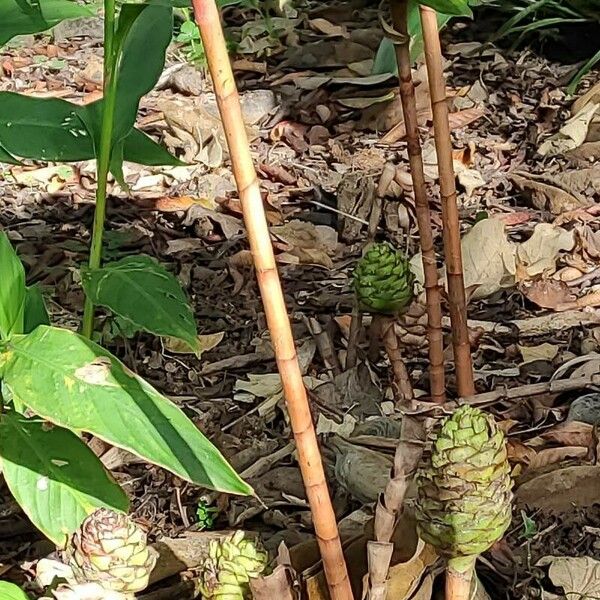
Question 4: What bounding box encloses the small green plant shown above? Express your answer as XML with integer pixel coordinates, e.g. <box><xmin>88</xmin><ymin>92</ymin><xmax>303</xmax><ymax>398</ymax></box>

<box><xmin>175</xmin><ymin>8</ymin><xmax>206</xmax><ymax>65</ymax></box>
<box><xmin>196</xmin><ymin>498</ymin><xmax>219</xmax><ymax>529</ymax></box>
<box><xmin>0</xmin><ymin>231</ymin><xmax>252</xmax><ymax>550</ymax></box>
<box><xmin>488</xmin><ymin>0</ymin><xmax>600</xmax><ymax>93</ymax></box>
<box><xmin>519</xmin><ymin>509</ymin><xmax>537</xmax><ymax>539</ymax></box>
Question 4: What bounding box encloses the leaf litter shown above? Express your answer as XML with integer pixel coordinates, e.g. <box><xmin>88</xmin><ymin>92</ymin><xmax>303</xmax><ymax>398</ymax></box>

<box><xmin>0</xmin><ymin>4</ymin><xmax>600</xmax><ymax>600</ymax></box>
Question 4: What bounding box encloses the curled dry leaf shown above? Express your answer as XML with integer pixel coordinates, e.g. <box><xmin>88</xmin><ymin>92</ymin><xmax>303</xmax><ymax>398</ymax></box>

<box><xmin>540</xmin><ymin>556</ymin><xmax>600</xmax><ymax>600</ymax></box>
<box><xmin>520</xmin><ymin>279</ymin><xmax>576</xmax><ymax>310</ymax></box>
<box><xmin>510</xmin><ymin>173</ymin><xmax>584</xmax><ymax>215</ymax></box>
<box><xmin>527</xmin><ymin>446</ymin><xmax>588</xmax><ymax>470</ymax></box>
<box><xmin>538</xmin><ymin>421</ymin><xmax>594</xmax><ymax>449</ymax></box>
<box><xmin>163</xmin><ymin>331</ymin><xmax>225</xmax><ymax>359</ymax></box>
<box><xmin>516</xmin><ymin>223</ymin><xmax>575</xmax><ymax>280</ymax></box>
<box><xmin>460</xmin><ymin>218</ymin><xmax>516</xmax><ymax>299</ymax></box>
<box><xmin>272</xmin><ymin>220</ymin><xmax>338</xmax><ymax>269</ymax></box>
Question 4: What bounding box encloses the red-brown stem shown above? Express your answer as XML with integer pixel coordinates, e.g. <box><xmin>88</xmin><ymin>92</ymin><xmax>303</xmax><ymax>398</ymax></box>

<box><xmin>391</xmin><ymin>0</ymin><xmax>445</xmax><ymax>403</ymax></box>
<box><xmin>419</xmin><ymin>6</ymin><xmax>475</xmax><ymax>397</ymax></box>
<box><xmin>445</xmin><ymin>565</ymin><xmax>474</xmax><ymax>600</ymax></box>
<box><xmin>192</xmin><ymin>3</ymin><xmax>353</xmax><ymax>599</ymax></box>
<box><xmin>380</xmin><ymin>317</ymin><xmax>414</xmax><ymax>405</ymax></box>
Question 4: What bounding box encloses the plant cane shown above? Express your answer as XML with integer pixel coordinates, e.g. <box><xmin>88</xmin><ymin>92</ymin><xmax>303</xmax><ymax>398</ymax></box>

<box><xmin>191</xmin><ymin>2</ymin><xmax>353</xmax><ymax>598</ymax></box>
<box><xmin>415</xmin><ymin>405</ymin><xmax>512</xmax><ymax>600</ymax></box>
<box><xmin>390</xmin><ymin>0</ymin><xmax>445</xmax><ymax>403</ymax></box>
<box><xmin>420</xmin><ymin>5</ymin><xmax>475</xmax><ymax>397</ymax></box>
<box><xmin>81</xmin><ymin>0</ymin><xmax>119</xmax><ymax>338</ymax></box>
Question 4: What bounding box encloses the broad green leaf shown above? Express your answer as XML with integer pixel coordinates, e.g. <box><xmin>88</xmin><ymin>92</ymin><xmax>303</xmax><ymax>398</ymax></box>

<box><xmin>0</xmin><ymin>231</ymin><xmax>25</xmax><ymax>339</ymax></box>
<box><xmin>123</xmin><ymin>127</ymin><xmax>182</xmax><ymax>166</ymax></box>
<box><xmin>0</xmin><ymin>0</ymin><xmax>91</xmax><ymax>46</ymax></box>
<box><xmin>0</xmin><ymin>581</ymin><xmax>30</xmax><ymax>600</ymax></box>
<box><xmin>23</xmin><ymin>285</ymin><xmax>50</xmax><ymax>333</ymax></box>
<box><xmin>2</xmin><ymin>326</ymin><xmax>252</xmax><ymax>495</ymax></box>
<box><xmin>0</xmin><ymin>411</ymin><xmax>129</xmax><ymax>546</ymax></box>
<box><xmin>113</xmin><ymin>4</ymin><xmax>172</xmax><ymax>143</ymax></box>
<box><xmin>0</xmin><ymin>92</ymin><xmax>94</xmax><ymax>161</ymax></box>
<box><xmin>81</xmin><ymin>255</ymin><xmax>198</xmax><ymax>349</ymax></box>
<box><xmin>419</xmin><ymin>0</ymin><xmax>472</xmax><ymax>17</ymax></box>
<box><xmin>0</xmin><ymin>92</ymin><xmax>179</xmax><ymax>166</ymax></box>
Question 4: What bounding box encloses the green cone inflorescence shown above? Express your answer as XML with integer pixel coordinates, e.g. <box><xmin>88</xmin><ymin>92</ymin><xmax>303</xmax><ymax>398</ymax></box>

<box><xmin>353</xmin><ymin>242</ymin><xmax>415</xmax><ymax>315</ymax></box>
<box><xmin>198</xmin><ymin>531</ymin><xmax>269</xmax><ymax>599</ymax></box>
<box><xmin>415</xmin><ymin>405</ymin><xmax>513</xmax><ymax>572</ymax></box>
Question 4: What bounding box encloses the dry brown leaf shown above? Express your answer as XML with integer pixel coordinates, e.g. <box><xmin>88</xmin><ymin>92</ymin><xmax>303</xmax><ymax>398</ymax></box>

<box><xmin>539</xmin><ymin>421</ymin><xmax>594</xmax><ymax>448</ymax></box>
<box><xmin>515</xmin><ymin>465</ymin><xmax>600</xmax><ymax>510</ymax></box>
<box><xmin>447</xmin><ymin>106</ymin><xmax>485</xmax><ymax>130</ymax></box>
<box><xmin>516</xmin><ymin>223</ymin><xmax>575</xmax><ymax>279</ymax></box>
<box><xmin>538</xmin><ymin>101</ymin><xmax>599</xmax><ymax>156</ymax></box>
<box><xmin>543</xmin><ymin>556</ymin><xmax>600</xmax><ymax>599</ymax></box>
<box><xmin>520</xmin><ymin>279</ymin><xmax>576</xmax><ymax>310</ymax></box>
<box><xmin>507</xmin><ymin>439</ymin><xmax>537</xmax><ymax>464</ymax></box>
<box><xmin>460</xmin><ymin>218</ymin><xmax>516</xmax><ymax>299</ymax></box>
<box><xmin>518</xmin><ymin>342</ymin><xmax>559</xmax><ymax>364</ymax></box>
<box><xmin>308</xmin><ymin>17</ymin><xmax>348</xmax><ymax>37</ymax></box>
<box><xmin>556</xmin><ymin>287</ymin><xmax>600</xmax><ymax>312</ymax></box>
<box><xmin>510</xmin><ymin>173</ymin><xmax>584</xmax><ymax>215</ymax></box>
<box><xmin>163</xmin><ymin>331</ymin><xmax>225</xmax><ymax>359</ymax></box>
<box><xmin>527</xmin><ymin>446</ymin><xmax>588</xmax><ymax>470</ymax></box>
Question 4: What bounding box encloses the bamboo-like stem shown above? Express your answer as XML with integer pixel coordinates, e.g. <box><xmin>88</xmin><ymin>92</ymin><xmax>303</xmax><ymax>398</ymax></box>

<box><xmin>192</xmin><ymin>3</ymin><xmax>353</xmax><ymax>599</ymax></box>
<box><xmin>419</xmin><ymin>6</ymin><xmax>474</xmax><ymax>397</ymax></box>
<box><xmin>391</xmin><ymin>0</ymin><xmax>445</xmax><ymax>403</ymax></box>
<box><xmin>380</xmin><ymin>317</ymin><xmax>413</xmax><ymax>405</ymax></box>
<box><xmin>445</xmin><ymin>564</ymin><xmax>474</xmax><ymax>600</ymax></box>
<box><xmin>81</xmin><ymin>0</ymin><xmax>119</xmax><ymax>338</ymax></box>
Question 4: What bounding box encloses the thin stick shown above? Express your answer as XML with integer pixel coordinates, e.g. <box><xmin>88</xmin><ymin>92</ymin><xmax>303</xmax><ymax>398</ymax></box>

<box><xmin>192</xmin><ymin>3</ymin><xmax>353</xmax><ymax>599</ymax></box>
<box><xmin>446</xmin><ymin>564</ymin><xmax>474</xmax><ymax>600</ymax></box>
<box><xmin>391</xmin><ymin>0</ymin><xmax>445</xmax><ymax>403</ymax></box>
<box><xmin>420</xmin><ymin>6</ymin><xmax>474</xmax><ymax>397</ymax></box>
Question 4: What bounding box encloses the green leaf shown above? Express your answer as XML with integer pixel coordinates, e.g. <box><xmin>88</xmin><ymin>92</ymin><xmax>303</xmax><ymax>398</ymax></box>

<box><xmin>0</xmin><ymin>92</ymin><xmax>94</xmax><ymax>161</ymax></box>
<box><xmin>23</xmin><ymin>285</ymin><xmax>50</xmax><ymax>333</ymax></box>
<box><xmin>0</xmin><ymin>92</ymin><xmax>179</xmax><ymax>166</ymax></box>
<box><xmin>2</xmin><ymin>326</ymin><xmax>252</xmax><ymax>495</ymax></box>
<box><xmin>0</xmin><ymin>411</ymin><xmax>130</xmax><ymax>546</ymax></box>
<box><xmin>419</xmin><ymin>0</ymin><xmax>472</xmax><ymax>17</ymax></box>
<box><xmin>113</xmin><ymin>4</ymin><xmax>173</xmax><ymax>144</ymax></box>
<box><xmin>0</xmin><ymin>0</ymin><xmax>91</xmax><ymax>46</ymax></box>
<box><xmin>0</xmin><ymin>581</ymin><xmax>30</xmax><ymax>600</ymax></box>
<box><xmin>81</xmin><ymin>255</ymin><xmax>198</xmax><ymax>348</ymax></box>
<box><xmin>0</xmin><ymin>231</ymin><xmax>25</xmax><ymax>339</ymax></box>
<box><xmin>123</xmin><ymin>127</ymin><xmax>183</xmax><ymax>166</ymax></box>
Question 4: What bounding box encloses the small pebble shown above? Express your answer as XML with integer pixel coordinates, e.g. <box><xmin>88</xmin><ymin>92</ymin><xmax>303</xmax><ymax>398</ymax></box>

<box><xmin>567</xmin><ymin>393</ymin><xmax>600</xmax><ymax>424</ymax></box>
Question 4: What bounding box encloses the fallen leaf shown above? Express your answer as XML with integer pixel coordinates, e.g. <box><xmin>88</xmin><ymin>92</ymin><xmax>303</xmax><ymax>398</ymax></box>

<box><xmin>527</xmin><ymin>446</ymin><xmax>588</xmax><ymax>470</ymax></box>
<box><xmin>538</xmin><ymin>101</ymin><xmax>599</xmax><ymax>156</ymax></box>
<box><xmin>515</xmin><ymin>465</ymin><xmax>600</xmax><ymax>510</ymax></box>
<box><xmin>454</xmin><ymin>161</ymin><xmax>486</xmax><ymax>197</ymax></box>
<box><xmin>539</xmin><ymin>421</ymin><xmax>594</xmax><ymax>448</ymax></box>
<box><xmin>163</xmin><ymin>331</ymin><xmax>225</xmax><ymax>359</ymax></box>
<box><xmin>520</xmin><ymin>279</ymin><xmax>576</xmax><ymax>310</ymax></box>
<box><xmin>510</xmin><ymin>173</ymin><xmax>585</xmax><ymax>215</ymax></box>
<box><xmin>516</xmin><ymin>223</ymin><xmax>575</xmax><ymax>279</ymax></box>
<box><xmin>272</xmin><ymin>220</ymin><xmax>338</xmax><ymax>269</ymax></box>
<box><xmin>542</xmin><ymin>556</ymin><xmax>600</xmax><ymax>600</ymax></box>
<box><xmin>518</xmin><ymin>342</ymin><xmax>559</xmax><ymax>364</ymax></box>
<box><xmin>460</xmin><ymin>218</ymin><xmax>516</xmax><ymax>299</ymax></box>
<box><xmin>308</xmin><ymin>17</ymin><xmax>347</xmax><ymax>37</ymax></box>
